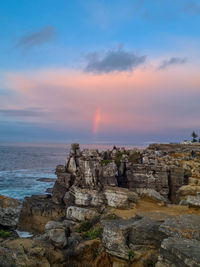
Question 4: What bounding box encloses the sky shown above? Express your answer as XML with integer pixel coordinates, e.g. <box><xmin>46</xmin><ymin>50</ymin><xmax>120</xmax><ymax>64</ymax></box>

<box><xmin>0</xmin><ymin>0</ymin><xmax>200</xmax><ymax>144</ymax></box>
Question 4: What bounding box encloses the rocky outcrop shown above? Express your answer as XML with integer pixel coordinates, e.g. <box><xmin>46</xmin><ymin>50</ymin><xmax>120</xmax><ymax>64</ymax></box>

<box><xmin>156</xmin><ymin>238</ymin><xmax>200</xmax><ymax>267</ymax></box>
<box><xmin>66</xmin><ymin>206</ymin><xmax>98</xmax><ymax>222</ymax></box>
<box><xmin>159</xmin><ymin>214</ymin><xmax>200</xmax><ymax>241</ymax></box>
<box><xmin>0</xmin><ymin>195</ymin><xmax>22</xmax><ymax>228</ymax></box>
<box><xmin>18</xmin><ymin>195</ymin><xmax>65</xmax><ymax>233</ymax></box>
<box><xmin>51</xmin><ymin>143</ymin><xmax>187</xmax><ymax>207</ymax></box>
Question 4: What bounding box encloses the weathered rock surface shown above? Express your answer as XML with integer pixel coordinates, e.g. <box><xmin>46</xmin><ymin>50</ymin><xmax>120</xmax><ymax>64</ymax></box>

<box><xmin>159</xmin><ymin>214</ymin><xmax>200</xmax><ymax>241</ymax></box>
<box><xmin>0</xmin><ymin>195</ymin><xmax>22</xmax><ymax>227</ymax></box>
<box><xmin>187</xmin><ymin>193</ymin><xmax>200</xmax><ymax>208</ymax></box>
<box><xmin>129</xmin><ymin>217</ymin><xmax>167</xmax><ymax>249</ymax></box>
<box><xmin>156</xmin><ymin>237</ymin><xmax>200</xmax><ymax>267</ymax></box>
<box><xmin>66</xmin><ymin>206</ymin><xmax>98</xmax><ymax>222</ymax></box>
<box><xmin>101</xmin><ymin>218</ymin><xmax>136</xmax><ymax>260</ymax></box>
<box><xmin>47</xmin><ymin>228</ymin><xmax>67</xmax><ymax>248</ymax></box>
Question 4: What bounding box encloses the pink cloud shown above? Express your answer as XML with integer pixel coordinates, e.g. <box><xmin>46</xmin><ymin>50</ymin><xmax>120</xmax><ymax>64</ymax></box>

<box><xmin>1</xmin><ymin>65</ymin><xmax>200</xmax><ymax>136</ymax></box>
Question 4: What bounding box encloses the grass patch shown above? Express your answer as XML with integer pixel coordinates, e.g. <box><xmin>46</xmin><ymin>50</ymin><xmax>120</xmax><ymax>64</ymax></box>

<box><xmin>0</xmin><ymin>229</ymin><xmax>11</xmax><ymax>238</ymax></box>
<box><xmin>100</xmin><ymin>159</ymin><xmax>112</xmax><ymax>165</ymax></box>
<box><xmin>128</xmin><ymin>250</ymin><xmax>134</xmax><ymax>262</ymax></box>
<box><xmin>82</xmin><ymin>227</ymin><xmax>101</xmax><ymax>240</ymax></box>
<box><xmin>77</xmin><ymin>220</ymin><xmax>92</xmax><ymax>233</ymax></box>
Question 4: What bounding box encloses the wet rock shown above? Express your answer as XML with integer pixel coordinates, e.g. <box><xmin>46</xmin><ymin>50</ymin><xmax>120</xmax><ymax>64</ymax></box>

<box><xmin>66</xmin><ymin>206</ymin><xmax>98</xmax><ymax>222</ymax></box>
<box><xmin>156</xmin><ymin>237</ymin><xmax>200</xmax><ymax>267</ymax></box>
<box><xmin>0</xmin><ymin>195</ymin><xmax>22</xmax><ymax>227</ymax></box>
<box><xmin>159</xmin><ymin>214</ymin><xmax>200</xmax><ymax>241</ymax></box>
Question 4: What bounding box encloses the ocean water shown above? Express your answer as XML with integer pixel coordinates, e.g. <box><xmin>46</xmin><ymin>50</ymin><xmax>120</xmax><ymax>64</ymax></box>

<box><xmin>0</xmin><ymin>143</ymin><xmax>128</xmax><ymax>201</ymax></box>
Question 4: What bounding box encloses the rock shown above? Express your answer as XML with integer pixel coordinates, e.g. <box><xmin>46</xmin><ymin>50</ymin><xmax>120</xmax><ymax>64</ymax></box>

<box><xmin>104</xmin><ymin>186</ymin><xmax>131</xmax><ymax>208</ymax></box>
<box><xmin>44</xmin><ymin>220</ymin><xmax>64</xmax><ymax>231</ymax></box>
<box><xmin>187</xmin><ymin>194</ymin><xmax>200</xmax><ymax>208</ymax></box>
<box><xmin>72</xmin><ymin>186</ymin><xmax>105</xmax><ymax>207</ymax></box>
<box><xmin>17</xmin><ymin>195</ymin><xmax>66</xmax><ymax>233</ymax></box>
<box><xmin>0</xmin><ymin>195</ymin><xmax>22</xmax><ymax>227</ymax></box>
<box><xmin>52</xmin><ymin>170</ymin><xmax>72</xmax><ymax>204</ymax></box>
<box><xmin>47</xmin><ymin>228</ymin><xmax>67</xmax><ymax>248</ymax></box>
<box><xmin>126</xmin><ymin>164</ymin><xmax>169</xmax><ymax>199</ymax></box>
<box><xmin>141</xmin><ymin>189</ymin><xmax>167</xmax><ymax>205</ymax></box>
<box><xmin>101</xmin><ymin>218</ymin><xmax>137</xmax><ymax>260</ymax></box>
<box><xmin>66</xmin><ymin>206</ymin><xmax>98</xmax><ymax>222</ymax></box>
<box><xmin>159</xmin><ymin>214</ymin><xmax>200</xmax><ymax>241</ymax></box>
<box><xmin>129</xmin><ymin>217</ymin><xmax>167</xmax><ymax>249</ymax></box>
<box><xmin>156</xmin><ymin>237</ymin><xmax>200</xmax><ymax>267</ymax></box>
<box><xmin>178</xmin><ymin>185</ymin><xmax>200</xmax><ymax>199</ymax></box>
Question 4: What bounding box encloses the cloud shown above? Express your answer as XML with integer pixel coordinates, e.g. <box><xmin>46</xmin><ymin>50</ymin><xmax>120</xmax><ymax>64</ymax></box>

<box><xmin>158</xmin><ymin>57</ymin><xmax>188</xmax><ymax>70</ymax></box>
<box><xmin>15</xmin><ymin>26</ymin><xmax>55</xmax><ymax>49</ymax></box>
<box><xmin>0</xmin><ymin>108</ymin><xmax>44</xmax><ymax>117</ymax></box>
<box><xmin>85</xmin><ymin>48</ymin><xmax>146</xmax><ymax>73</ymax></box>
<box><xmin>182</xmin><ymin>1</ymin><xmax>200</xmax><ymax>15</ymax></box>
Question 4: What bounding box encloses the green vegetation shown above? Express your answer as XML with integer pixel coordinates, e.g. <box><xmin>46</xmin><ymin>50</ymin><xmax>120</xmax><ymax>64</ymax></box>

<box><xmin>82</xmin><ymin>227</ymin><xmax>101</xmax><ymax>240</ymax></box>
<box><xmin>128</xmin><ymin>250</ymin><xmax>135</xmax><ymax>262</ymax></box>
<box><xmin>0</xmin><ymin>229</ymin><xmax>11</xmax><ymax>238</ymax></box>
<box><xmin>77</xmin><ymin>220</ymin><xmax>91</xmax><ymax>233</ymax></box>
<box><xmin>100</xmin><ymin>159</ymin><xmax>112</xmax><ymax>165</ymax></box>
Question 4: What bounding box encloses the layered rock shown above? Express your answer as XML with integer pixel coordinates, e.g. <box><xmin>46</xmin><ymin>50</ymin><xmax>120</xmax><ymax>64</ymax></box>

<box><xmin>0</xmin><ymin>195</ymin><xmax>22</xmax><ymax>228</ymax></box>
<box><xmin>156</xmin><ymin>238</ymin><xmax>200</xmax><ymax>267</ymax></box>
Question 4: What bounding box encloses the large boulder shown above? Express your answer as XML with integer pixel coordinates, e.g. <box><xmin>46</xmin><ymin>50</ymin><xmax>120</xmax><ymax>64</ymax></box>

<box><xmin>129</xmin><ymin>217</ymin><xmax>167</xmax><ymax>249</ymax></box>
<box><xmin>187</xmin><ymin>193</ymin><xmax>200</xmax><ymax>209</ymax></box>
<box><xmin>104</xmin><ymin>186</ymin><xmax>135</xmax><ymax>208</ymax></box>
<box><xmin>101</xmin><ymin>218</ymin><xmax>136</xmax><ymax>260</ymax></box>
<box><xmin>66</xmin><ymin>206</ymin><xmax>98</xmax><ymax>222</ymax></box>
<box><xmin>47</xmin><ymin>228</ymin><xmax>67</xmax><ymax>248</ymax></box>
<box><xmin>0</xmin><ymin>195</ymin><xmax>22</xmax><ymax>227</ymax></box>
<box><xmin>156</xmin><ymin>238</ymin><xmax>200</xmax><ymax>267</ymax></box>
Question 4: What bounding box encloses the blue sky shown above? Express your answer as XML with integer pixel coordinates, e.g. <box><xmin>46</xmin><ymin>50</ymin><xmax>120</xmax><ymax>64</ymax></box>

<box><xmin>0</xmin><ymin>0</ymin><xmax>200</xmax><ymax>144</ymax></box>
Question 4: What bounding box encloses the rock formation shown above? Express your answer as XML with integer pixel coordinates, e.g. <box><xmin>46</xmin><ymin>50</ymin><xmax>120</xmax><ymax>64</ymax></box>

<box><xmin>0</xmin><ymin>142</ymin><xmax>200</xmax><ymax>266</ymax></box>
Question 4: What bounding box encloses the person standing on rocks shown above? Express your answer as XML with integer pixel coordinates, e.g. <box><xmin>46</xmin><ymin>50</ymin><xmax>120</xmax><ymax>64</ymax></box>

<box><xmin>191</xmin><ymin>150</ymin><xmax>195</xmax><ymax>158</ymax></box>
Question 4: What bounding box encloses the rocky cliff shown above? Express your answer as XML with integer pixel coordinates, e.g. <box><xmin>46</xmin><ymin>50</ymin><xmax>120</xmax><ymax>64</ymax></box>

<box><xmin>0</xmin><ymin>143</ymin><xmax>200</xmax><ymax>267</ymax></box>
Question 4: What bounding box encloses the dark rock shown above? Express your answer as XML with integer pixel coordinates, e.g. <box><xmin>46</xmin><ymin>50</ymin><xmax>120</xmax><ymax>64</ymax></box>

<box><xmin>129</xmin><ymin>217</ymin><xmax>167</xmax><ymax>249</ymax></box>
<box><xmin>156</xmin><ymin>237</ymin><xmax>200</xmax><ymax>267</ymax></box>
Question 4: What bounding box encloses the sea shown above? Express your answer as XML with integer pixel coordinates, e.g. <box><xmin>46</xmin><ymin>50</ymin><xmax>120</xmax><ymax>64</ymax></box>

<box><xmin>0</xmin><ymin>143</ymin><xmax>141</xmax><ymax>201</ymax></box>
